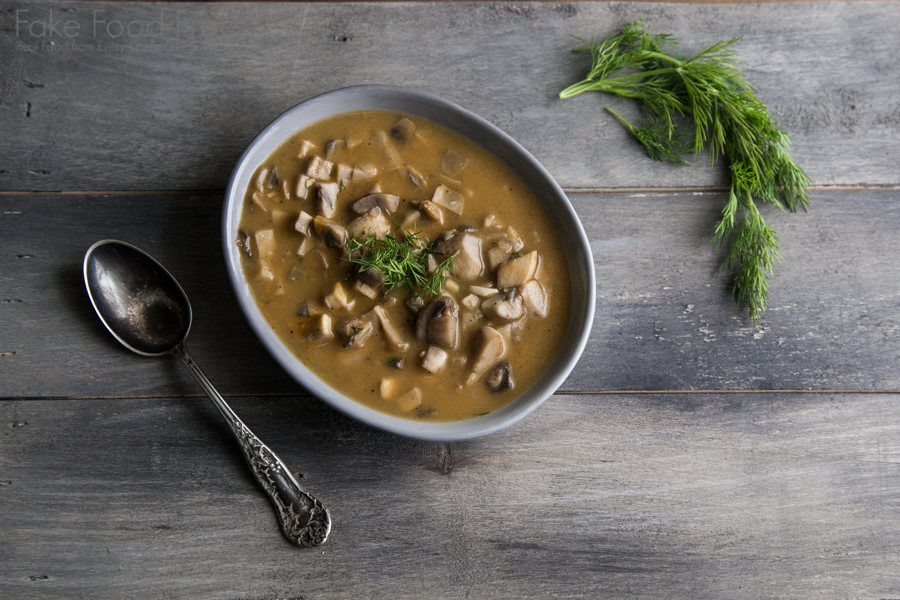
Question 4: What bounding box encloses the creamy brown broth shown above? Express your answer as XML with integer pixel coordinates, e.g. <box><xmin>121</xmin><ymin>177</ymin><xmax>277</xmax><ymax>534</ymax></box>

<box><xmin>237</xmin><ymin>111</ymin><xmax>571</xmax><ymax>422</ymax></box>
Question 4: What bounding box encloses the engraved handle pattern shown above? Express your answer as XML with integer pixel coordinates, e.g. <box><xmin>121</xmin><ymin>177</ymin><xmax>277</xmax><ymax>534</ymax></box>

<box><xmin>172</xmin><ymin>343</ymin><xmax>331</xmax><ymax>547</ymax></box>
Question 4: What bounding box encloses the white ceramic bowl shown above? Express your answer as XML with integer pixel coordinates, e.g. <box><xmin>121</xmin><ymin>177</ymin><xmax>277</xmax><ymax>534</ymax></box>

<box><xmin>222</xmin><ymin>85</ymin><xmax>595</xmax><ymax>441</ymax></box>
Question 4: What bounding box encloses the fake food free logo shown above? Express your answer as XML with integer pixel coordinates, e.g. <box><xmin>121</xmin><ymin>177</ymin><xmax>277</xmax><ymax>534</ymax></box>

<box><xmin>14</xmin><ymin>8</ymin><xmax>180</xmax><ymax>53</ymax></box>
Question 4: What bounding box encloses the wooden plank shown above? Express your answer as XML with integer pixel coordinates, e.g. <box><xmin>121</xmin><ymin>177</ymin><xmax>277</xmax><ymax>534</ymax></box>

<box><xmin>0</xmin><ymin>193</ymin><xmax>299</xmax><ymax>399</ymax></box>
<box><xmin>579</xmin><ymin>188</ymin><xmax>900</xmax><ymax>392</ymax></box>
<box><xmin>1</xmin><ymin>392</ymin><xmax>898</xmax><ymax>598</ymax></box>
<box><xmin>2</xmin><ymin>189</ymin><xmax>899</xmax><ymax>398</ymax></box>
<box><xmin>1</xmin><ymin>2</ymin><xmax>899</xmax><ymax>192</ymax></box>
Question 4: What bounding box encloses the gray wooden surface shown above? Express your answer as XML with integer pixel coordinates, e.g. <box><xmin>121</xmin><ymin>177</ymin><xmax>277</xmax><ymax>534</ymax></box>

<box><xmin>3</xmin><ymin>1</ymin><xmax>899</xmax><ymax>191</ymax></box>
<box><xmin>3</xmin><ymin>393</ymin><xmax>899</xmax><ymax>599</ymax></box>
<box><xmin>2</xmin><ymin>2</ymin><xmax>899</xmax><ymax>599</ymax></box>
<box><xmin>3</xmin><ymin>189</ymin><xmax>900</xmax><ymax>398</ymax></box>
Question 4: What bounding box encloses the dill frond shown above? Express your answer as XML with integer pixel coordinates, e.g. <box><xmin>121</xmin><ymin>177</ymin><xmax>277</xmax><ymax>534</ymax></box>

<box><xmin>560</xmin><ymin>21</ymin><xmax>810</xmax><ymax>325</ymax></box>
<box><xmin>344</xmin><ymin>228</ymin><xmax>456</xmax><ymax>298</ymax></box>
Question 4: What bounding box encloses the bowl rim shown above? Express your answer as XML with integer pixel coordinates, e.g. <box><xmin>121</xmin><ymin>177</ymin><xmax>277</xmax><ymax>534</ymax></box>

<box><xmin>222</xmin><ymin>85</ymin><xmax>595</xmax><ymax>442</ymax></box>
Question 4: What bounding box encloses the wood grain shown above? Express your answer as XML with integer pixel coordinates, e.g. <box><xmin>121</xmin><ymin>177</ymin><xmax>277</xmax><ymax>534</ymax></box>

<box><xmin>2</xmin><ymin>2</ymin><xmax>899</xmax><ymax>192</ymax></box>
<box><xmin>2</xmin><ymin>189</ymin><xmax>899</xmax><ymax>399</ymax></box>
<box><xmin>3</xmin><ymin>3</ymin><xmax>900</xmax><ymax>597</ymax></box>
<box><xmin>1</xmin><ymin>392</ymin><xmax>898</xmax><ymax>599</ymax></box>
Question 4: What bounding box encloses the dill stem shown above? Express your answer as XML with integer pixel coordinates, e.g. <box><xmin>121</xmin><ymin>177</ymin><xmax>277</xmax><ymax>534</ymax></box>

<box><xmin>604</xmin><ymin>107</ymin><xmax>635</xmax><ymax>131</ymax></box>
<box><xmin>640</xmin><ymin>51</ymin><xmax>685</xmax><ymax>67</ymax></box>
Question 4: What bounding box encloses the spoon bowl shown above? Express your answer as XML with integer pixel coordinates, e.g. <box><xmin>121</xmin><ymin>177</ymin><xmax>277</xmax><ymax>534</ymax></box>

<box><xmin>84</xmin><ymin>240</ymin><xmax>191</xmax><ymax>355</ymax></box>
<box><xmin>84</xmin><ymin>240</ymin><xmax>331</xmax><ymax>547</ymax></box>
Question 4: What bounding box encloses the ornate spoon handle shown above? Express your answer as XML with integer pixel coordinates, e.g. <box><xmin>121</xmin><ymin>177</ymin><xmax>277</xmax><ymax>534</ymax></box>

<box><xmin>171</xmin><ymin>342</ymin><xmax>331</xmax><ymax>547</ymax></box>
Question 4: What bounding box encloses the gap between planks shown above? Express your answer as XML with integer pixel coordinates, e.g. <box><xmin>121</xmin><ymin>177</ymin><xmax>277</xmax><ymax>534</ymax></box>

<box><xmin>27</xmin><ymin>0</ymin><xmax>894</xmax><ymax>4</ymax></box>
<box><xmin>1</xmin><ymin>185</ymin><xmax>899</xmax><ymax>197</ymax></box>
<box><xmin>3</xmin><ymin>389</ymin><xmax>899</xmax><ymax>402</ymax></box>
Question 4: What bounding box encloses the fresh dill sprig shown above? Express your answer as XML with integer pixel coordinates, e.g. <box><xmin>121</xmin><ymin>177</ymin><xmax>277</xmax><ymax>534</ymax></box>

<box><xmin>606</xmin><ymin>108</ymin><xmax>692</xmax><ymax>164</ymax></box>
<box><xmin>344</xmin><ymin>228</ymin><xmax>457</xmax><ymax>298</ymax></box>
<box><xmin>560</xmin><ymin>21</ymin><xmax>811</xmax><ymax>325</ymax></box>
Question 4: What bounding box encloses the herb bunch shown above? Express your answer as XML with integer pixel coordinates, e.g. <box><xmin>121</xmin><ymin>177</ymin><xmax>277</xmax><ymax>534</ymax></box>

<box><xmin>344</xmin><ymin>228</ymin><xmax>457</xmax><ymax>298</ymax></box>
<box><xmin>560</xmin><ymin>21</ymin><xmax>810</xmax><ymax>324</ymax></box>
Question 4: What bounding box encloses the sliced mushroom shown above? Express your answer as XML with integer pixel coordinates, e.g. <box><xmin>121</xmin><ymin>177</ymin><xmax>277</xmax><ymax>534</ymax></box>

<box><xmin>296</xmin><ymin>139</ymin><xmax>315</xmax><ymax>158</ymax></box>
<box><xmin>356</xmin><ymin>267</ymin><xmax>385</xmax><ymax>289</ymax></box>
<box><xmin>297</xmin><ymin>235</ymin><xmax>315</xmax><ymax>256</ymax></box>
<box><xmin>421</xmin><ymin>345</ymin><xmax>449</xmax><ymax>373</ymax></box>
<box><xmin>236</xmin><ymin>229</ymin><xmax>253</xmax><ymax>258</ymax></box>
<box><xmin>249</xmin><ymin>192</ymin><xmax>268</xmax><ymax>213</ymax></box>
<box><xmin>461</xmin><ymin>309</ymin><xmax>481</xmax><ymax>331</ymax></box>
<box><xmin>460</xmin><ymin>294</ymin><xmax>480</xmax><ymax>310</ymax></box>
<box><xmin>353</xmin><ymin>279</ymin><xmax>379</xmax><ymax>300</ymax></box>
<box><xmin>336</xmin><ymin>317</ymin><xmax>374</xmax><ymax>348</ymax></box>
<box><xmin>390</xmin><ymin>118</ymin><xmax>416</xmax><ymax>143</ymax></box>
<box><xmin>372</xmin><ymin>304</ymin><xmax>410</xmax><ymax>351</ymax></box>
<box><xmin>420</xmin><ymin>200</ymin><xmax>444</xmax><ymax>224</ymax></box>
<box><xmin>497</xmin><ymin>250</ymin><xmax>538</xmax><ymax>289</ymax></box>
<box><xmin>294</xmin><ymin>210</ymin><xmax>314</xmax><ymax>235</ymax></box>
<box><xmin>375</xmin><ymin>131</ymin><xmax>403</xmax><ymax>168</ymax></box>
<box><xmin>486</xmin><ymin>360</ymin><xmax>514</xmax><ymax>392</ymax></box>
<box><xmin>256</xmin><ymin>259</ymin><xmax>275</xmax><ymax>281</ymax></box>
<box><xmin>324</xmin><ymin>282</ymin><xmax>351</xmax><ymax>311</ymax></box>
<box><xmin>313</xmin><ymin>216</ymin><xmax>348</xmax><ymax>250</ymax></box>
<box><xmin>483</xmin><ymin>214</ymin><xmax>502</xmax><ymax>229</ymax></box>
<box><xmin>520</xmin><ymin>280</ymin><xmax>550</xmax><ymax>318</ymax></box>
<box><xmin>481</xmin><ymin>288</ymin><xmax>526</xmax><ymax>322</ymax></box>
<box><xmin>325</xmin><ymin>139</ymin><xmax>344</xmax><ymax>158</ymax></box>
<box><xmin>347</xmin><ymin>206</ymin><xmax>392</xmax><ymax>241</ymax></box>
<box><xmin>380</xmin><ymin>379</ymin><xmax>422</xmax><ymax>411</ymax></box>
<box><xmin>305</xmin><ymin>313</ymin><xmax>333</xmax><ymax>342</ymax></box>
<box><xmin>406</xmin><ymin>166</ymin><xmax>427</xmax><ymax>189</ymax></box>
<box><xmin>469</xmin><ymin>285</ymin><xmax>499</xmax><ymax>297</ymax></box>
<box><xmin>350</xmin><ymin>193</ymin><xmax>400</xmax><ymax>215</ymax></box>
<box><xmin>256</xmin><ymin>168</ymin><xmax>268</xmax><ymax>193</ymax></box>
<box><xmin>254</xmin><ymin>229</ymin><xmax>276</xmax><ymax>259</ymax></box>
<box><xmin>434</xmin><ymin>227</ymin><xmax>483</xmax><ymax>281</ymax></box>
<box><xmin>441</xmin><ymin>150</ymin><xmax>469</xmax><ymax>177</ymax></box>
<box><xmin>431</xmin><ymin>184</ymin><xmax>464</xmax><ymax>215</ymax></box>
<box><xmin>380</xmin><ymin>378</ymin><xmax>399</xmax><ymax>400</ymax></box>
<box><xmin>466</xmin><ymin>326</ymin><xmax>507</xmax><ymax>384</ymax></box>
<box><xmin>336</xmin><ymin>164</ymin><xmax>353</xmax><ymax>185</ymax></box>
<box><xmin>315</xmin><ymin>183</ymin><xmax>339</xmax><ymax>218</ymax></box>
<box><xmin>267</xmin><ymin>166</ymin><xmax>280</xmax><ymax>187</ymax></box>
<box><xmin>415</xmin><ymin>295</ymin><xmax>459</xmax><ymax>349</ymax></box>
<box><xmin>506</xmin><ymin>226</ymin><xmax>525</xmax><ymax>252</ymax></box>
<box><xmin>306</xmin><ymin>156</ymin><xmax>333</xmax><ymax>180</ymax></box>
<box><xmin>487</xmin><ymin>239</ymin><xmax>514</xmax><ymax>271</ymax></box>
<box><xmin>307</xmin><ymin>248</ymin><xmax>329</xmax><ymax>270</ymax></box>
<box><xmin>406</xmin><ymin>295</ymin><xmax>425</xmax><ymax>314</ymax></box>
<box><xmin>352</xmin><ymin>163</ymin><xmax>377</xmax><ymax>181</ymax></box>
<box><xmin>426</xmin><ymin>253</ymin><xmax>440</xmax><ymax>274</ymax></box>
<box><xmin>395</xmin><ymin>387</ymin><xmax>423</xmax><ymax>412</ymax></box>
<box><xmin>295</xmin><ymin>174</ymin><xmax>313</xmax><ymax>199</ymax></box>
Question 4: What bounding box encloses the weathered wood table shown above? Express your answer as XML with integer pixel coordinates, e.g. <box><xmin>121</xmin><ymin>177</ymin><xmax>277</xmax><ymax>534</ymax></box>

<box><xmin>2</xmin><ymin>1</ymin><xmax>899</xmax><ymax>598</ymax></box>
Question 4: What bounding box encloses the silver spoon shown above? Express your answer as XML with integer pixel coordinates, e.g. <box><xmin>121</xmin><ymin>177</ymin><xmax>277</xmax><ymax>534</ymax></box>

<box><xmin>83</xmin><ymin>239</ymin><xmax>331</xmax><ymax>547</ymax></box>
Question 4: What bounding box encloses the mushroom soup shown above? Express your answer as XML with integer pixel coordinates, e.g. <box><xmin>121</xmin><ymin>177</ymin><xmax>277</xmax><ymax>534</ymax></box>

<box><xmin>236</xmin><ymin>111</ymin><xmax>571</xmax><ymax>422</ymax></box>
